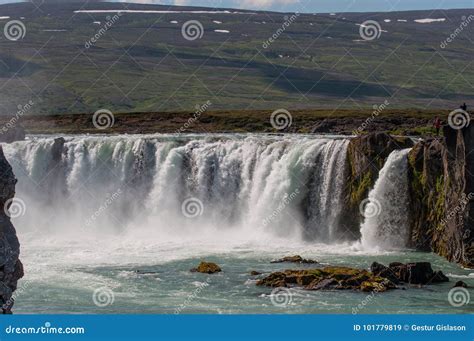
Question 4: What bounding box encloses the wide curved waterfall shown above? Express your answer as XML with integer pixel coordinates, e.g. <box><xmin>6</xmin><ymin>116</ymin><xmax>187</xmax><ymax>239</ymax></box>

<box><xmin>360</xmin><ymin>148</ymin><xmax>412</xmax><ymax>250</ymax></box>
<box><xmin>3</xmin><ymin>135</ymin><xmax>354</xmax><ymax>245</ymax></box>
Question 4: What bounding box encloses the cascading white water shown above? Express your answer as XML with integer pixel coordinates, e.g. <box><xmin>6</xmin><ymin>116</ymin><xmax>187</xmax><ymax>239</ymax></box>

<box><xmin>3</xmin><ymin>134</ymin><xmax>351</xmax><ymax>246</ymax></box>
<box><xmin>360</xmin><ymin>148</ymin><xmax>412</xmax><ymax>250</ymax></box>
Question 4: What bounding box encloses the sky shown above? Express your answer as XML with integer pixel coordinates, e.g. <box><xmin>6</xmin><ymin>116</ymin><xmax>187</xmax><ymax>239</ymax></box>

<box><xmin>0</xmin><ymin>0</ymin><xmax>473</xmax><ymax>13</ymax></box>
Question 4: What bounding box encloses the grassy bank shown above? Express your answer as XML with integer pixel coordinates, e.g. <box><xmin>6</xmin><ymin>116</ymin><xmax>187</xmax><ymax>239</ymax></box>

<box><xmin>6</xmin><ymin>109</ymin><xmax>451</xmax><ymax>136</ymax></box>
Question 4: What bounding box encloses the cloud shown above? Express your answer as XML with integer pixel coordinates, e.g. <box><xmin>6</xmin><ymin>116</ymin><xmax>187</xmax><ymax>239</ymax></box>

<box><xmin>111</xmin><ymin>0</ymin><xmax>300</xmax><ymax>10</ymax></box>
<box><xmin>236</xmin><ymin>0</ymin><xmax>299</xmax><ymax>9</ymax></box>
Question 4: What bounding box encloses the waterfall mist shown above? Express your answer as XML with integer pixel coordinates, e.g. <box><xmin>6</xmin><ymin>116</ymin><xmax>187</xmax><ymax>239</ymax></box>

<box><xmin>4</xmin><ymin>135</ymin><xmax>352</xmax><ymax>248</ymax></box>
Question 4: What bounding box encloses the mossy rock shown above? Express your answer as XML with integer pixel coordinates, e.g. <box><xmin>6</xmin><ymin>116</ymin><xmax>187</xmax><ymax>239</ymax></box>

<box><xmin>257</xmin><ymin>265</ymin><xmax>397</xmax><ymax>292</ymax></box>
<box><xmin>270</xmin><ymin>255</ymin><xmax>318</xmax><ymax>264</ymax></box>
<box><xmin>191</xmin><ymin>262</ymin><xmax>222</xmax><ymax>274</ymax></box>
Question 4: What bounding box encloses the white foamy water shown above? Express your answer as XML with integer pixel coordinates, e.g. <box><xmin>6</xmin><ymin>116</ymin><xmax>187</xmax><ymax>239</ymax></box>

<box><xmin>360</xmin><ymin>149</ymin><xmax>412</xmax><ymax>250</ymax></box>
<box><xmin>4</xmin><ymin>134</ymin><xmax>353</xmax><ymax>258</ymax></box>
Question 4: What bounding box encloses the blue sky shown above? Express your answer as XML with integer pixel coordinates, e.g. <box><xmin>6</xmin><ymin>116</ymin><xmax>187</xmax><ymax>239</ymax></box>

<box><xmin>1</xmin><ymin>0</ymin><xmax>473</xmax><ymax>12</ymax></box>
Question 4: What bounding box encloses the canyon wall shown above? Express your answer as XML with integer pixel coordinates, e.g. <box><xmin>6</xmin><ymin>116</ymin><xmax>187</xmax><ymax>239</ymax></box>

<box><xmin>407</xmin><ymin>125</ymin><xmax>473</xmax><ymax>268</ymax></box>
<box><xmin>0</xmin><ymin>146</ymin><xmax>24</xmax><ymax>313</ymax></box>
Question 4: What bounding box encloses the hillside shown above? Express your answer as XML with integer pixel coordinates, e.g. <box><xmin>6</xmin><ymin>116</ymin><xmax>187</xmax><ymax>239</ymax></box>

<box><xmin>0</xmin><ymin>1</ymin><xmax>473</xmax><ymax>116</ymax></box>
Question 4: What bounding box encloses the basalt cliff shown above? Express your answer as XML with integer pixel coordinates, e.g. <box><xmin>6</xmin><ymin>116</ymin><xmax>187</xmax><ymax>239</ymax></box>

<box><xmin>0</xmin><ymin>146</ymin><xmax>24</xmax><ymax>313</ymax></box>
<box><xmin>346</xmin><ymin>126</ymin><xmax>473</xmax><ymax>268</ymax></box>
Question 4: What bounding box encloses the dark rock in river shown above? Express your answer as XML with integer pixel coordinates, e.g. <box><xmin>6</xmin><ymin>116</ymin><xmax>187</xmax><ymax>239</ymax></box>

<box><xmin>453</xmin><ymin>280</ymin><xmax>468</xmax><ymax>288</ymax></box>
<box><xmin>0</xmin><ymin>147</ymin><xmax>23</xmax><ymax>313</ymax></box>
<box><xmin>257</xmin><ymin>266</ymin><xmax>396</xmax><ymax>292</ymax></box>
<box><xmin>270</xmin><ymin>255</ymin><xmax>318</xmax><ymax>264</ymax></box>
<box><xmin>250</xmin><ymin>271</ymin><xmax>262</xmax><ymax>276</ymax></box>
<box><xmin>191</xmin><ymin>262</ymin><xmax>222</xmax><ymax>274</ymax></box>
<box><xmin>371</xmin><ymin>261</ymin><xmax>448</xmax><ymax>285</ymax></box>
<box><xmin>370</xmin><ymin>262</ymin><xmax>400</xmax><ymax>284</ymax></box>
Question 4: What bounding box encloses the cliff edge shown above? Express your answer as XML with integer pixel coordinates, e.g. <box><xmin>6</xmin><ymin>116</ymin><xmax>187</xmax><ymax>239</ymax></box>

<box><xmin>0</xmin><ymin>146</ymin><xmax>24</xmax><ymax>313</ymax></box>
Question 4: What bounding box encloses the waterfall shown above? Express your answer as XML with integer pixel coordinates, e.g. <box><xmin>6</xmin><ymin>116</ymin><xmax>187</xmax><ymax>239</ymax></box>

<box><xmin>360</xmin><ymin>148</ymin><xmax>412</xmax><ymax>250</ymax></box>
<box><xmin>3</xmin><ymin>135</ymin><xmax>351</xmax><ymax>245</ymax></box>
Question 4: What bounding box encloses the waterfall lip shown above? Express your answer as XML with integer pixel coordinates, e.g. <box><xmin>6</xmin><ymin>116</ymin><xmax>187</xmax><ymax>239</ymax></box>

<box><xmin>24</xmin><ymin>133</ymin><xmax>351</xmax><ymax>140</ymax></box>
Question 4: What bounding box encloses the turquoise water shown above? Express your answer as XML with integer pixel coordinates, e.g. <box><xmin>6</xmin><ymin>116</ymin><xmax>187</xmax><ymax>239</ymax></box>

<box><xmin>14</xmin><ymin>240</ymin><xmax>474</xmax><ymax>314</ymax></box>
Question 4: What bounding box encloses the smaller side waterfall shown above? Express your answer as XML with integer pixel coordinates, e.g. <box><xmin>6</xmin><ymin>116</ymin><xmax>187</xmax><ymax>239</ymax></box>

<box><xmin>360</xmin><ymin>148</ymin><xmax>412</xmax><ymax>250</ymax></box>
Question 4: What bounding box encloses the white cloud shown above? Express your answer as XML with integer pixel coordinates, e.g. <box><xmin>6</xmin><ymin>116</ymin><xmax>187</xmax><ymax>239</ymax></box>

<box><xmin>99</xmin><ymin>0</ymin><xmax>300</xmax><ymax>11</ymax></box>
<box><xmin>237</xmin><ymin>0</ymin><xmax>299</xmax><ymax>9</ymax></box>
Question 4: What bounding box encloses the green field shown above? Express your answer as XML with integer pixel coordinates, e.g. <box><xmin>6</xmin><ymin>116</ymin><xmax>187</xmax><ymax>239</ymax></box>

<box><xmin>0</xmin><ymin>1</ymin><xmax>473</xmax><ymax>117</ymax></box>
